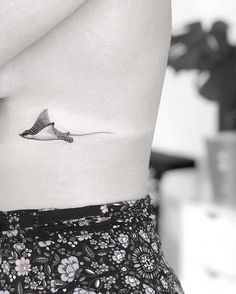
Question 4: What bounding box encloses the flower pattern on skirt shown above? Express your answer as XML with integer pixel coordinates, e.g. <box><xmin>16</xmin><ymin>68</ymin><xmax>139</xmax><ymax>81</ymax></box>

<box><xmin>0</xmin><ymin>195</ymin><xmax>184</xmax><ymax>294</ymax></box>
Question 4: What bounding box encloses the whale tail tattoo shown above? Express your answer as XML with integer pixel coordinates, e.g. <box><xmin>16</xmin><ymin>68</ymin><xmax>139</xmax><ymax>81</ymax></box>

<box><xmin>20</xmin><ymin>109</ymin><xmax>114</xmax><ymax>143</ymax></box>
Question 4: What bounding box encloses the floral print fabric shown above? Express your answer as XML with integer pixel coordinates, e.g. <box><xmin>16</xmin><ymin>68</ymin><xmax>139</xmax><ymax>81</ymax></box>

<box><xmin>0</xmin><ymin>195</ymin><xmax>184</xmax><ymax>294</ymax></box>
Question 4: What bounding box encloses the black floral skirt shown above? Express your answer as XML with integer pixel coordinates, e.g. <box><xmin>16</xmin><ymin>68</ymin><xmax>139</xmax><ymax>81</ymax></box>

<box><xmin>0</xmin><ymin>194</ymin><xmax>184</xmax><ymax>294</ymax></box>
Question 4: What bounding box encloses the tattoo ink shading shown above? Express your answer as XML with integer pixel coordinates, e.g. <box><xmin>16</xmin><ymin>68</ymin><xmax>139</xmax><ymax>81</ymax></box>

<box><xmin>19</xmin><ymin>109</ymin><xmax>115</xmax><ymax>143</ymax></box>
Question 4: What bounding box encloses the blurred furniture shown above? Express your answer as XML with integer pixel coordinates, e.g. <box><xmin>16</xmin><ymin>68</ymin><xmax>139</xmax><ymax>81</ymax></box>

<box><xmin>180</xmin><ymin>201</ymin><xmax>236</xmax><ymax>294</ymax></box>
<box><xmin>159</xmin><ymin>158</ymin><xmax>236</xmax><ymax>293</ymax></box>
<box><xmin>149</xmin><ymin>151</ymin><xmax>195</xmax><ymax>180</ymax></box>
<box><xmin>148</xmin><ymin>151</ymin><xmax>195</xmax><ymax>232</ymax></box>
<box><xmin>158</xmin><ymin>166</ymin><xmax>200</xmax><ymax>275</ymax></box>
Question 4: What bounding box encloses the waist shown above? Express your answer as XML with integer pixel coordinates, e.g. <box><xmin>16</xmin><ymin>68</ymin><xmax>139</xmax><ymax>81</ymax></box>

<box><xmin>0</xmin><ymin>132</ymin><xmax>151</xmax><ymax>210</ymax></box>
<box><xmin>0</xmin><ymin>194</ymin><xmax>153</xmax><ymax>239</ymax></box>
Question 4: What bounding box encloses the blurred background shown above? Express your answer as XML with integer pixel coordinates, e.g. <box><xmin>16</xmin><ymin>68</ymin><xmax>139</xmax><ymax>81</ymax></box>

<box><xmin>147</xmin><ymin>1</ymin><xmax>236</xmax><ymax>293</ymax></box>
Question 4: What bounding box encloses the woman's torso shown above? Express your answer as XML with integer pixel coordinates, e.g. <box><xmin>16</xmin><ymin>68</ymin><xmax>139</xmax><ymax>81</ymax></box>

<box><xmin>0</xmin><ymin>0</ymin><xmax>171</xmax><ymax>210</ymax></box>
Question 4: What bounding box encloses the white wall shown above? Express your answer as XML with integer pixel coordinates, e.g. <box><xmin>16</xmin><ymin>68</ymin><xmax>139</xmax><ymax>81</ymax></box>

<box><xmin>152</xmin><ymin>0</ymin><xmax>236</xmax><ymax>159</ymax></box>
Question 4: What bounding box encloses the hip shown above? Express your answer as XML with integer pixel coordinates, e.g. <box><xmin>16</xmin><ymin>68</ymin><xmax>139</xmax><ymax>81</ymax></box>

<box><xmin>0</xmin><ymin>194</ymin><xmax>184</xmax><ymax>294</ymax></box>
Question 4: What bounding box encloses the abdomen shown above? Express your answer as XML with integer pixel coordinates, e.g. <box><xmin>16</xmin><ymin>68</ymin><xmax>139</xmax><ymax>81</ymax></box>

<box><xmin>0</xmin><ymin>0</ymin><xmax>171</xmax><ymax>209</ymax></box>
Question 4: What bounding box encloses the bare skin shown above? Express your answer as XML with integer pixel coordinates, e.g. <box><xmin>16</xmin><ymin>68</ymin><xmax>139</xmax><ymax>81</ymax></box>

<box><xmin>0</xmin><ymin>0</ymin><xmax>88</xmax><ymax>67</ymax></box>
<box><xmin>0</xmin><ymin>0</ymin><xmax>172</xmax><ymax>210</ymax></box>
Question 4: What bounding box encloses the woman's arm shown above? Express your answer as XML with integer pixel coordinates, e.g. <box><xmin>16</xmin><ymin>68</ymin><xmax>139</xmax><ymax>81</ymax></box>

<box><xmin>0</xmin><ymin>0</ymin><xmax>87</xmax><ymax>68</ymax></box>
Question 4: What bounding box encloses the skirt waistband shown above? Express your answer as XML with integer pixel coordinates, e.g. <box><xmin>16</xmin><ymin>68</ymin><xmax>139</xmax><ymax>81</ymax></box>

<box><xmin>0</xmin><ymin>194</ymin><xmax>152</xmax><ymax>237</ymax></box>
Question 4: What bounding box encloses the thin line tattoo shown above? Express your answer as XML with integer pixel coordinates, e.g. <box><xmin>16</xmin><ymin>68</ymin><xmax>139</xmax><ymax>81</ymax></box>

<box><xmin>19</xmin><ymin>109</ymin><xmax>115</xmax><ymax>143</ymax></box>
